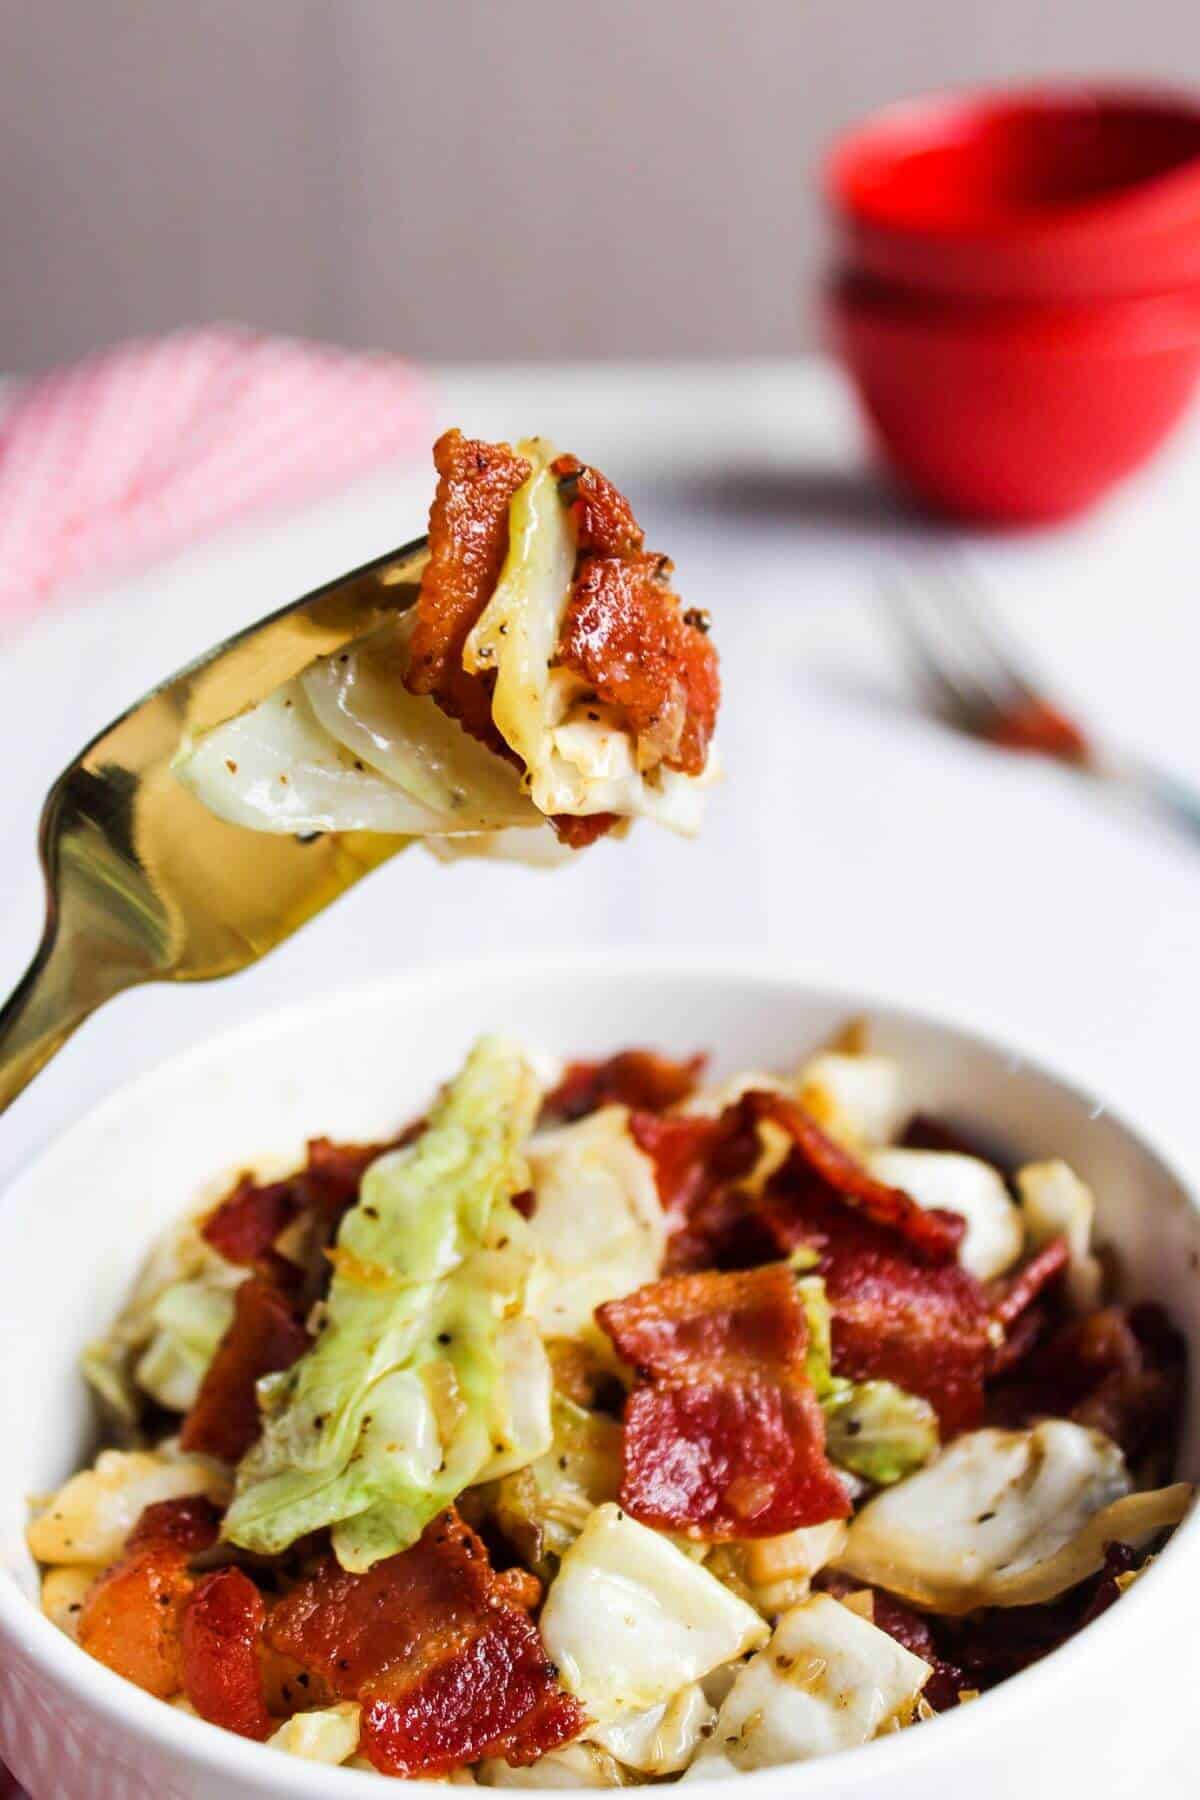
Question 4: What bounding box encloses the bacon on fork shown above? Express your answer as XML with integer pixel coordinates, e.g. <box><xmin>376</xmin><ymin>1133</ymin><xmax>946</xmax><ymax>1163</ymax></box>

<box><xmin>405</xmin><ymin>429</ymin><xmax>531</xmax><ymax>752</ymax></box>
<box><xmin>267</xmin><ymin>1508</ymin><xmax>582</xmax><ymax>1777</ymax></box>
<box><xmin>404</xmin><ymin>434</ymin><xmax>719</xmax><ymax>849</ymax></box>
<box><xmin>597</xmin><ymin>1264</ymin><xmax>849</xmax><ymax>1538</ymax></box>
<box><xmin>553</xmin><ymin>453</ymin><xmax>720</xmax><ymax>779</ymax></box>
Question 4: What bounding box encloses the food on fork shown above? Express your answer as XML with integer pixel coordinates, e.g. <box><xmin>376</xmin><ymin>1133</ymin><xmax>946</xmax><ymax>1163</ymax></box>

<box><xmin>177</xmin><ymin>432</ymin><xmax>721</xmax><ymax>858</ymax></box>
<box><xmin>31</xmin><ymin>1030</ymin><xmax>1191</xmax><ymax>1780</ymax></box>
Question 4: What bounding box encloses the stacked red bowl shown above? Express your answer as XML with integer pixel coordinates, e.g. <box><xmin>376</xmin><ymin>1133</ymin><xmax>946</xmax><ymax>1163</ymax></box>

<box><xmin>824</xmin><ymin>86</ymin><xmax>1200</xmax><ymax>524</ymax></box>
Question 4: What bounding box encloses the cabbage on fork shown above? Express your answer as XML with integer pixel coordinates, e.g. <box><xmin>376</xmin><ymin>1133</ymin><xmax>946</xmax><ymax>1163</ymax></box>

<box><xmin>177</xmin><ymin>435</ymin><xmax>720</xmax><ymax>859</ymax></box>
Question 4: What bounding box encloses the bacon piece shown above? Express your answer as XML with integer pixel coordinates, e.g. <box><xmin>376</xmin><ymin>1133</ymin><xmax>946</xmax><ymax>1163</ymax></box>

<box><xmin>266</xmin><ymin>1510</ymin><xmax>583</xmax><ymax>1777</ymax></box>
<box><xmin>405</xmin><ymin>429</ymin><xmax>531</xmax><ymax>752</ymax></box>
<box><xmin>989</xmin><ymin>1303</ymin><xmax>1185</xmax><ymax>1465</ymax></box>
<box><xmin>181</xmin><ymin>1568</ymin><xmax>272</xmax><ymax>1739</ymax></box>
<box><xmin>758</xmin><ymin>1179</ymin><xmax>990</xmax><ymax>1437</ymax></box>
<box><xmin>180</xmin><ymin>1276</ymin><xmax>309</xmax><ymax>1463</ymax></box>
<box><xmin>748</xmin><ymin>1093</ymin><xmax>964</xmax><ymax>1265</ymax></box>
<box><xmin>984</xmin><ymin>1238</ymin><xmax>1069</xmax><ymax>1380</ymax></box>
<box><xmin>557</xmin><ymin>553</ymin><xmax>719</xmax><ymax>776</ymax></box>
<box><xmin>76</xmin><ymin>1497</ymin><xmax>221</xmax><ymax>1698</ymax></box>
<box><xmin>551</xmin><ymin>450</ymin><xmax>719</xmax><ymax>776</ymax></box>
<box><xmin>202</xmin><ymin>1174</ymin><xmax>302</xmax><ymax>1267</ymax></box>
<box><xmin>988</xmin><ymin>1237</ymin><xmax>1069</xmax><ymax>1334</ymax></box>
<box><xmin>597</xmin><ymin>1266</ymin><xmax>848</xmax><ymax>1537</ymax></box>
<box><xmin>639</xmin><ymin>1094</ymin><xmax>986</xmax><ymax>1434</ymax></box>
<box><xmin>305</xmin><ymin>1134</ymin><xmax>398</xmax><ymax>1217</ymax></box>
<box><xmin>939</xmin><ymin>1543</ymin><xmax>1143</xmax><ymax>1690</ymax></box>
<box><xmin>544</xmin><ymin>1049</ymin><xmax>707</xmax><ymax>1123</ymax></box>
<box><xmin>631</xmin><ymin>1102</ymin><xmax>762</xmax><ymax>1237</ymax></box>
<box><xmin>552</xmin><ymin>453</ymin><xmax>644</xmax><ymax>556</ymax></box>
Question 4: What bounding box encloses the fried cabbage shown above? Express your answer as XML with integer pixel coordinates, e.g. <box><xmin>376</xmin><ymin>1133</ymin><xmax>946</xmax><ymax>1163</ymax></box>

<box><xmin>223</xmin><ymin>1037</ymin><xmax>550</xmax><ymax>1570</ymax></box>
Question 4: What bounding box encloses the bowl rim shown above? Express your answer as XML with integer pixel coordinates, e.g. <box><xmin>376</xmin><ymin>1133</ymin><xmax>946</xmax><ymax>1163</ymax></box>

<box><xmin>825</xmin><ymin>80</ymin><xmax>1200</xmax><ymax>246</ymax></box>
<box><xmin>1</xmin><ymin>946</ymin><xmax>1196</xmax><ymax>1796</ymax></box>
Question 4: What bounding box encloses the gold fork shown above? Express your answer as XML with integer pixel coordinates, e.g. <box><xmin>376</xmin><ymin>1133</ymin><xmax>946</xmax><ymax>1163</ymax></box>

<box><xmin>0</xmin><ymin>535</ymin><xmax>428</xmax><ymax>1115</ymax></box>
<box><xmin>883</xmin><ymin>550</ymin><xmax>1200</xmax><ymax>848</ymax></box>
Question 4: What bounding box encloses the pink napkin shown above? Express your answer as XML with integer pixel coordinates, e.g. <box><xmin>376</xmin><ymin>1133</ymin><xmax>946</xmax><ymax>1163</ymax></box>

<box><xmin>0</xmin><ymin>324</ymin><xmax>428</xmax><ymax>1797</ymax></box>
<box><xmin>0</xmin><ymin>324</ymin><xmax>430</xmax><ymax>630</ymax></box>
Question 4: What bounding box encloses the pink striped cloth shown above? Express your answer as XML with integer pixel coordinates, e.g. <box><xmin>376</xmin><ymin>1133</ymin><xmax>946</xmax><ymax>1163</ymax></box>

<box><xmin>0</xmin><ymin>323</ymin><xmax>428</xmax><ymax>1798</ymax></box>
<box><xmin>0</xmin><ymin>324</ymin><xmax>430</xmax><ymax>630</ymax></box>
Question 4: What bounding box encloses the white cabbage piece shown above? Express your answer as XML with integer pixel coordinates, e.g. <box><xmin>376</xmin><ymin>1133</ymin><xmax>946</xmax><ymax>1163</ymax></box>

<box><xmin>423</xmin><ymin>828</ymin><xmax>576</xmax><ymax>868</ymax></box>
<box><xmin>177</xmin><ymin>682</ymin><xmax>453</xmax><ymax>835</ymax></box>
<box><xmin>40</xmin><ymin>1565</ymin><xmax>104</xmax><ymax>1639</ymax></box>
<box><xmin>133</xmin><ymin>1279</ymin><xmax>237</xmax><ymax>1413</ymax></box>
<box><xmin>540</xmin><ymin>1503</ymin><xmax>769</xmax><ymax>1722</ymax></box>
<box><xmin>524</xmin><ymin>1107</ymin><xmax>667</xmax><ymax>1341</ymax></box>
<box><xmin>487</xmin><ymin>1394</ymin><xmax>623</xmax><ymax>1577</ymax></box>
<box><xmin>83</xmin><ymin>1213</ymin><xmax>247</xmax><ymax>1423</ymax></box>
<box><xmin>464</xmin><ymin>440</ymin><xmax>715</xmax><ymax>836</ymax></box>
<box><xmin>302</xmin><ymin>617</ymin><xmax>539</xmax><ymax>828</ymax></box>
<box><xmin>834</xmin><ymin>1421</ymin><xmax>1141</xmax><ymax>1613</ymax></box>
<box><xmin>588</xmin><ymin>1685</ymin><xmax>715</xmax><ymax>1775</ymax></box>
<box><xmin>476</xmin><ymin>1744</ymin><xmax>626</xmax><ymax>1788</ymax></box>
<box><xmin>27</xmin><ymin>1449</ymin><xmax>231</xmax><ymax>1566</ymax></box>
<box><xmin>795</xmin><ymin>1053</ymin><xmax>905</xmax><ymax>1151</ymax></box>
<box><xmin>475</xmin><ymin>1317</ymin><xmax>554</xmax><ymax>1482</ymax></box>
<box><xmin>266</xmin><ymin>1702</ymin><xmax>361</xmax><ymax>1763</ymax></box>
<box><xmin>734</xmin><ymin>1520</ymin><xmax>850</xmax><ymax>1616</ymax></box>
<box><xmin>1016</xmin><ymin>1160</ymin><xmax>1104</xmax><ymax>1312</ymax></box>
<box><xmin>866</xmin><ymin>1148</ymin><xmax>1023</xmax><ymax>1281</ymax></box>
<box><xmin>683</xmin><ymin>1593</ymin><xmax>929</xmax><ymax>1777</ymax></box>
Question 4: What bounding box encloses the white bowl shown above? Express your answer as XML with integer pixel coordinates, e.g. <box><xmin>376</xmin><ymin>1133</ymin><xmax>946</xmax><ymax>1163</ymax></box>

<box><xmin>0</xmin><ymin>953</ymin><xmax>1197</xmax><ymax>1800</ymax></box>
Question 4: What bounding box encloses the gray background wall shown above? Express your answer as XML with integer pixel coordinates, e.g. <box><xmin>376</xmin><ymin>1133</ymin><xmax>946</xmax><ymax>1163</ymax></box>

<box><xmin>4</xmin><ymin>0</ymin><xmax>1199</xmax><ymax>373</ymax></box>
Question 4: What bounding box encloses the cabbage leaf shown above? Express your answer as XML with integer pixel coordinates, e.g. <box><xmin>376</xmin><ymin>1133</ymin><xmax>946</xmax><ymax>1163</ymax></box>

<box><xmin>222</xmin><ymin>1036</ymin><xmax>550</xmax><ymax>1570</ymax></box>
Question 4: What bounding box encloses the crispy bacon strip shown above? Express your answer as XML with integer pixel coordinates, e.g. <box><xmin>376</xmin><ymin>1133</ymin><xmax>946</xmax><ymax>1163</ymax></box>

<box><xmin>989</xmin><ymin>1237</ymin><xmax>1069</xmax><ymax>1334</ymax></box>
<box><xmin>632</xmin><ymin>1101</ymin><xmax>762</xmax><ymax>1243</ymax></box>
<box><xmin>757</xmin><ymin>1179</ymin><xmax>990</xmax><ymax>1437</ymax></box>
<box><xmin>266</xmin><ymin>1510</ymin><xmax>583</xmax><ymax>1777</ymax></box>
<box><xmin>76</xmin><ymin>1497</ymin><xmax>221</xmax><ymax>1698</ymax></box>
<box><xmin>405</xmin><ymin>429</ymin><xmax>530</xmax><ymax>751</ymax></box>
<box><xmin>305</xmin><ymin>1133</ymin><xmax>406</xmax><ymax>1217</ymax></box>
<box><xmin>544</xmin><ymin>1049</ymin><xmax>707</xmax><ymax>1123</ymax></box>
<box><xmin>552</xmin><ymin>452</ymin><xmax>720</xmax><ymax>777</ymax></box>
<box><xmin>554</xmin><ymin>453</ymin><xmax>644</xmax><ymax>557</ymax></box>
<box><xmin>181</xmin><ymin>1567</ymin><xmax>272</xmax><ymax>1739</ymax></box>
<box><xmin>557</xmin><ymin>555</ymin><xmax>720</xmax><ymax>776</ymax></box>
<box><xmin>180</xmin><ymin>1276</ymin><xmax>309</xmax><ymax>1463</ymax></box>
<box><xmin>749</xmin><ymin>1092</ymin><xmax>965</xmax><ymax>1265</ymax></box>
<box><xmin>202</xmin><ymin>1175</ymin><xmax>302</xmax><ymax>1268</ymax></box>
<box><xmin>597</xmin><ymin>1265</ymin><xmax>848</xmax><ymax>1537</ymax></box>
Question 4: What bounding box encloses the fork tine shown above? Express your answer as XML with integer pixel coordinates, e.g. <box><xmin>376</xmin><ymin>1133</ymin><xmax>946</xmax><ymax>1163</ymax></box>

<box><xmin>924</xmin><ymin>553</ymin><xmax>1041</xmax><ymax>705</ymax></box>
<box><xmin>881</xmin><ymin>569</ymin><xmax>1007</xmax><ymax>733</ymax></box>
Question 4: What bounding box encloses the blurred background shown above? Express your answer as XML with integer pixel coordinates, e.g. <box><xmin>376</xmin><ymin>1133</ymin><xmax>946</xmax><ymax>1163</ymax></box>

<box><xmin>6</xmin><ymin>0</ymin><xmax>1200</xmax><ymax>371</ymax></box>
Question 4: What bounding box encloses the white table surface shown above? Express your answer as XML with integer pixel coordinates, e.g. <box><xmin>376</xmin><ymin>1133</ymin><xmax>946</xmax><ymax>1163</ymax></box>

<box><xmin>1</xmin><ymin>355</ymin><xmax>1198</xmax><ymax>1198</ymax></box>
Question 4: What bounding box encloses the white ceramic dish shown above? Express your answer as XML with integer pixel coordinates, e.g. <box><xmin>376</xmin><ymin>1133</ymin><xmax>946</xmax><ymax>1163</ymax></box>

<box><xmin>0</xmin><ymin>952</ymin><xmax>1197</xmax><ymax>1800</ymax></box>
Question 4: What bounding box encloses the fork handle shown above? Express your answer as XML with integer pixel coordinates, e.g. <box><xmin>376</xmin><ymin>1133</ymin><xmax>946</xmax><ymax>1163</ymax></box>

<box><xmin>0</xmin><ymin>928</ymin><xmax>131</xmax><ymax>1115</ymax></box>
